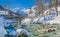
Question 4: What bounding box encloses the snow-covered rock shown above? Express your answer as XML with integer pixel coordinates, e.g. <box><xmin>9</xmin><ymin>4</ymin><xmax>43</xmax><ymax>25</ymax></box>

<box><xmin>0</xmin><ymin>16</ymin><xmax>17</xmax><ymax>37</ymax></box>
<box><xmin>21</xmin><ymin>18</ymin><xmax>32</xmax><ymax>25</ymax></box>
<box><xmin>0</xmin><ymin>23</ymin><xmax>7</xmax><ymax>37</ymax></box>
<box><xmin>33</xmin><ymin>6</ymin><xmax>60</xmax><ymax>24</ymax></box>
<box><xmin>33</xmin><ymin>17</ymin><xmax>45</xmax><ymax>24</ymax></box>
<box><xmin>16</xmin><ymin>29</ymin><xmax>29</xmax><ymax>36</ymax></box>
<box><xmin>13</xmin><ymin>8</ymin><xmax>28</xmax><ymax>17</ymax></box>
<box><xmin>48</xmin><ymin>15</ymin><xmax>60</xmax><ymax>24</ymax></box>
<box><xmin>0</xmin><ymin>17</ymin><xmax>7</xmax><ymax>37</ymax></box>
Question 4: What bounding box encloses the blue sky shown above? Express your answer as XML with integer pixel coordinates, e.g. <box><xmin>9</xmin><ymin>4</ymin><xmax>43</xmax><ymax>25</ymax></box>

<box><xmin>0</xmin><ymin>0</ymin><xmax>34</xmax><ymax>10</ymax></box>
<box><xmin>0</xmin><ymin>0</ymin><xmax>51</xmax><ymax>10</ymax></box>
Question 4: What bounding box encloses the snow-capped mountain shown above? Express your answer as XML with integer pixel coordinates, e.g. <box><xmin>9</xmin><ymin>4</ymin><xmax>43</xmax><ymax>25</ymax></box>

<box><xmin>48</xmin><ymin>15</ymin><xmax>60</xmax><ymax>24</ymax></box>
<box><xmin>33</xmin><ymin>7</ymin><xmax>60</xmax><ymax>24</ymax></box>
<box><xmin>13</xmin><ymin>8</ymin><xmax>28</xmax><ymax>17</ymax></box>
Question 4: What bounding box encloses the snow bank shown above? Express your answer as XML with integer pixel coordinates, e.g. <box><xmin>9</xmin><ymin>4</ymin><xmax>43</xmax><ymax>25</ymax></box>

<box><xmin>48</xmin><ymin>15</ymin><xmax>60</xmax><ymax>24</ymax></box>
<box><xmin>16</xmin><ymin>29</ymin><xmax>29</xmax><ymax>36</ymax></box>
<box><xmin>21</xmin><ymin>18</ymin><xmax>32</xmax><ymax>25</ymax></box>
<box><xmin>0</xmin><ymin>24</ymin><xmax>7</xmax><ymax>37</ymax></box>
<box><xmin>0</xmin><ymin>17</ymin><xmax>7</xmax><ymax>37</ymax></box>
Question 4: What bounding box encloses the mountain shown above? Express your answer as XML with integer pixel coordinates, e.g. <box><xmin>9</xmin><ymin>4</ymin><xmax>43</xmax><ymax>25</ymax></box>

<box><xmin>48</xmin><ymin>15</ymin><xmax>60</xmax><ymax>24</ymax></box>
<box><xmin>33</xmin><ymin>7</ymin><xmax>60</xmax><ymax>24</ymax></box>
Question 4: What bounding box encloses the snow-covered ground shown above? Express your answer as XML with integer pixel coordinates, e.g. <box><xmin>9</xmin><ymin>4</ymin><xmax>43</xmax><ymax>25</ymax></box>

<box><xmin>0</xmin><ymin>16</ymin><xmax>17</xmax><ymax>37</ymax></box>
<box><xmin>0</xmin><ymin>23</ymin><xmax>7</xmax><ymax>37</ymax></box>
<box><xmin>0</xmin><ymin>17</ymin><xmax>7</xmax><ymax>37</ymax></box>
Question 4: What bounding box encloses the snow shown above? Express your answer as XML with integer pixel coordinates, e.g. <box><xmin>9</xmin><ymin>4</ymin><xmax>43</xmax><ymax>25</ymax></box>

<box><xmin>33</xmin><ymin>12</ymin><xmax>56</xmax><ymax>24</ymax></box>
<box><xmin>48</xmin><ymin>15</ymin><xmax>60</xmax><ymax>24</ymax></box>
<box><xmin>21</xmin><ymin>18</ymin><xmax>31</xmax><ymax>25</ymax></box>
<box><xmin>0</xmin><ymin>23</ymin><xmax>7</xmax><ymax>37</ymax></box>
<box><xmin>0</xmin><ymin>8</ymin><xmax>28</xmax><ymax>37</ymax></box>
<box><xmin>0</xmin><ymin>17</ymin><xmax>7</xmax><ymax>37</ymax></box>
<box><xmin>0</xmin><ymin>16</ymin><xmax>17</xmax><ymax>37</ymax></box>
<box><xmin>13</xmin><ymin>8</ymin><xmax>28</xmax><ymax>17</ymax></box>
<box><xmin>33</xmin><ymin>7</ymin><xmax>60</xmax><ymax>24</ymax></box>
<box><xmin>45</xmin><ymin>7</ymin><xmax>60</xmax><ymax>24</ymax></box>
<box><xmin>16</xmin><ymin>29</ymin><xmax>29</xmax><ymax>36</ymax></box>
